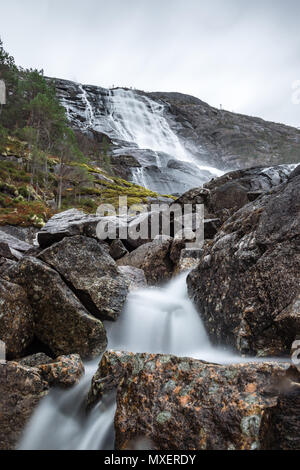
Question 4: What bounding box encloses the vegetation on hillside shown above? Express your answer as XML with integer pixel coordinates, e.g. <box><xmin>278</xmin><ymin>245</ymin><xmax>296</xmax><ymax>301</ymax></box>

<box><xmin>0</xmin><ymin>39</ymin><xmax>170</xmax><ymax>228</ymax></box>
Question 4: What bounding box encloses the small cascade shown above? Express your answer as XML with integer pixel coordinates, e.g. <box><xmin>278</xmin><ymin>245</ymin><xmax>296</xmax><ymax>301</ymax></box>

<box><xmin>18</xmin><ymin>273</ymin><xmax>269</xmax><ymax>451</ymax></box>
<box><xmin>79</xmin><ymin>85</ymin><xmax>95</xmax><ymax>130</ymax></box>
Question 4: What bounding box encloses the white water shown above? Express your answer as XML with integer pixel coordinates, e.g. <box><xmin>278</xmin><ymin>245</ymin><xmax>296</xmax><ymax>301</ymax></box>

<box><xmin>105</xmin><ymin>89</ymin><xmax>223</xmax><ymax>179</ymax></box>
<box><xmin>107</xmin><ymin>89</ymin><xmax>190</xmax><ymax>163</ymax></box>
<box><xmin>18</xmin><ymin>273</ymin><xmax>265</xmax><ymax>450</ymax></box>
<box><xmin>79</xmin><ymin>85</ymin><xmax>95</xmax><ymax>130</ymax></box>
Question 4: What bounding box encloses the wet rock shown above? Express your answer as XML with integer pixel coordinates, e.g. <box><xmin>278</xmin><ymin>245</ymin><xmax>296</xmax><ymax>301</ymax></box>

<box><xmin>0</xmin><ymin>230</ymin><xmax>31</xmax><ymax>257</ymax></box>
<box><xmin>0</xmin><ymin>279</ymin><xmax>34</xmax><ymax>359</ymax></box>
<box><xmin>260</xmin><ymin>366</ymin><xmax>300</xmax><ymax>450</ymax></box>
<box><xmin>204</xmin><ymin>165</ymin><xmax>294</xmax><ymax>223</ymax></box>
<box><xmin>0</xmin><ymin>225</ymin><xmax>38</xmax><ymax>245</ymax></box>
<box><xmin>18</xmin><ymin>353</ymin><xmax>53</xmax><ymax>368</ymax></box>
<box><xmin>0</xmin><ymin>361</ymin><xmax>49</xmax><ymax>450</ymax></box>
<box><xmin>37</xmin><ymin>354</ymin><xmax>85</xmax><ymax>388</ymax></box>
<box><xmin>117</xmin><ymin>237</ymin><xmax>174</xmax><ymax>285</ymax></box>
<box><xmin>0</xmin><ymin>242</ymin><xmax>15</xmax><ymax>260</ymax></box>
<box><xmin>175</xmin><ymin>248</ymin><xmax>204</xmax><ymax>274</ymax></box>
<box><xmin>38</xmin><ymin>236</ymin><xmax>128</xmax><ymax>321</ymax></box>
<box><xmin>187</xmin><ymin>172</ymin><xmax>300</xmax><ymax>356</ymax></box>
<box><xmin>0</xmin><ymin>258</ymin><xmax>17</xmax><ymax>277</ymax></box>
<box><xmin>8</xmin><ymin>257</ymin><xmax>107</xmax><ymax>358</ymax></box>
<box><xmin>37</xmin><ymin>209</ymin><xmax>102</xmax><ymax>248</ymax></box>
<box><xmin>204</xmin><ymin>218</ymin><xmax>222</xmax><ymax>239</ymax></box>
<box><xmin>109</xmin><ymin>239</ymin><xmax>128</xmax><ymax>260</ymax></box>
<box><xmin>0</xmin><ymin>354</ymin><xmax>85</xmax><ymax>449</ymax></box>
<box><xmin>88</xmin><ymin>351</ymin><xmax>291</xmax><ymax>450</ymax></box>
<box><xmin>176</xmin><ymin>165</ymin><xmax>295</xmax><ymax>225</ymax></box>
<box><xmin>118</xmin><ymin>266</ymin><xmax>147</xmax><ymax>291</ymax></box>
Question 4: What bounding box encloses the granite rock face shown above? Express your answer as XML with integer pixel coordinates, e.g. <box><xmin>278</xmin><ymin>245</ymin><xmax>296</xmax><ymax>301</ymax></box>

<box><xmin>0</xmin><ymin>279</ymin><xmax>34</xmax><ymax>359</ymax></box>
<box><xmin>0</xmin><ymin>230</ymin><xmax>32</xmax><ymax>259</ymax></box>
<box><xmin>54</xmin><ymin>77</ymin><xmax>300</xmax><ymax>194</ymax></box>
<box><xmin>37</xmin><ymin>209</ymin><xmax>102</xmax><ymax>248</ymax></box>
<box><xmin>88</xmin><ymin>351</ymin><xmax>298</xmax><ymax>451</ymax></box>
<box><xmin>187</xmin><ymin>171</ymin><xmax>300</xmax><ymax>356</ymax></box>
<box><xmin>118</xmin><ymin>266</ymin><xmax>147</xmax><ymax>291</ymax></box>
<box><xmin>7</xmin><ymin>256</ymin><xmax>107</xmax><ymax>358</ymax></box>
<box><xmin>176</xmin><ymin>165</ymin><xmax>296</xmax><ymax>224</ymax></box>
<box><xmin>117</xmin><ymin>237</ymin><xmax>174</xmax><ymax>285</ymax></box>
<box><xmin>0</xmin><ymin>355</ymin><xmax>84</xmax><ymax>450</ymax></box>
<box><xmin>38</xmin><ymin>236</ymin><xmax>128</xmax><ymax>321</ymax></box>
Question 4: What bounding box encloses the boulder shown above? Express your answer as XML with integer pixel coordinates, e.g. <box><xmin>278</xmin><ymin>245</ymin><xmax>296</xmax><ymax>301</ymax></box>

<box><xmin>88</xmin><ymin>351</ymin><xmax>295</xmax><ymax>450</ymax></box>
<box><xmin>260</xmin><ymin>366</ymin><xmax>300</xmax><ymax>450</ymax></box>
<box><xmin>117</xmin><ymin>237</ymin><xmax>174</xmax><ymax>285</ymax></box>
<box><xmin>7</xmin><ymin>257</ymin><xmax>107</xmax><ymax>358</ymax></box>
<box><xmin>109</xmin><ymin>239</ymin><xmax>128</xmax><ymax>260</ymax></box>
<box><xmin>175</xmin><ymin>248</ymin><xmax>205</xmax><ymax>274</ymax></box>
<box><xmin>37</xmin><ymin>209</ymin><xmax>102</xmax><ymax>248</ymax></box>
<box><xmin>176</xmin><ymin>165</ymin><xmax>295</xmax><ymax>225</ymax></box>
<box><xmin>18</xmin><ymin>353</ymin><xmax>53</xmax><ymax>368</ymax></box>
<box><xmin>118</xmin><ymin>266</ymin><xmax>147</xmax><ymax>291</ymax></box>
<box><xmin>0</xmin><ymin>362</ymin><xmax>49</xmax><ymax>450</ymax></box>
<box><xmin>0</xmin><ymin>355</ymin><xmax>85</xmax><ymax>450</ymax></box>
<box><xmin>38</xmin><ymin>236</ymin><xmax>128</xmax><ymax>321</ymax></box>
<box><xmin>0</xmin><ymin>258</ymin><xmax>17</xmax><ymax>277</ymax></box>
<box><xmin>187</xmin><ymin>172</ymin><xmax>300</xmax><ymax>356</ymax></box>
<box><xmin>0</xmin><ymin>279</ymin><xmax>34</xmax><ymax>359</ymax></box>
<box><xmin>0</xmin><ymin>230</ymin><xmax>31</xmax><ymax>258</ymax></box>
<box><xmin>36</xmin><ymin>354</ymin><xmax>85</xmax><ymax>388</ymax></box>
<box><xmin>0</xmin><ymin>225</ymin><xmax>38</xmax><ymax>245</ymax></box>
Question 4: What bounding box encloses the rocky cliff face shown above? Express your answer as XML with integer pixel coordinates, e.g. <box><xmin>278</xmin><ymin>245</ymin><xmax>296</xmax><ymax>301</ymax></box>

<box><xmin>187</xmin><ymin>166</ymin><xmax>300</xmax><ymax>356</ymax></box>
<box><xmin>150</xmin><ymin>91</ymin><xmax>300</xmax><ymax>169</ymax></box>
<box><xmin>52</xmin><ymin>77</ymin><xmax>300</xmax><ymax>195</ymax></box>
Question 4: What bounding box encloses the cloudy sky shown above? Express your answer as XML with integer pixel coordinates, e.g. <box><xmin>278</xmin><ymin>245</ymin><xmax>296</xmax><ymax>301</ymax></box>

<box><xmin>1</xmin><ymin>0</ymin><xmax>299</xmax><ymax>127</ymax></box>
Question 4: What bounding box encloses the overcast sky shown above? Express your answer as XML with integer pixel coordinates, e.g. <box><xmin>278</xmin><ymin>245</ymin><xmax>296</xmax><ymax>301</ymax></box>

<box><xmin>1</xmin><ymin>0</ymin><xmax>299</xmax><ymax>127</ymax></box>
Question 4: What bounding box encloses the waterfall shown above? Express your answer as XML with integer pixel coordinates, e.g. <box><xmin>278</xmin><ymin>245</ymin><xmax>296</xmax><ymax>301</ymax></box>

<box><xmin>62</xmin><ymin>85</ymin><xmax>223</xmax><ymax>192</ymax></box>
<box><xmin>79</xmin><ymin>85</ymin><xmax>95</xmax><ymax>130</ymax></box>
<box><xmin>106</xmin><ymin>89</ymin><xmax>190</xmax><ymax>163</ymax></box>
<box><xmin>18</xmin><ymin>273</ymin><xmax>267</xmax><ymax>451</ymax></box>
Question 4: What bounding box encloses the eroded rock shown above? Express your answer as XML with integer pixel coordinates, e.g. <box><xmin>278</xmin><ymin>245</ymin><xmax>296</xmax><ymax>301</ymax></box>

<box><xmin>88</xmin><ymin>351</ymin><xmax>293</xmax><ymax>450</ymax></box>
<box><xmin>7</xmin><ymin>257</ymin><xmax>107</xmax><ymax>358</ymax></box>
<box><xmin>117</xmin><ymin>237</ymin><xmax>174</xmax><ymax>285</ymax></box>
<box><xmin>187</xmin><ymin>172</ymin><xmax>300</xmax><ymax>356</ymax></box>
<box><xmin>0</xmin><ymin>354</ymin><xmax>85</xmax><ymax>450</ymax></box>
<box><xmin>37</xmin><ymin>209</ymin><xmax>102</xmax><ymax>248</ymax></box>
<box><xmin>38</xmin><ymin>236</ymin><xmax>128</xmax><ymax>321</ymax></box>
<box><xmin>0</xmin><ymin>279</ymin><xmax>34</xmax><ymax>359</ymax></box>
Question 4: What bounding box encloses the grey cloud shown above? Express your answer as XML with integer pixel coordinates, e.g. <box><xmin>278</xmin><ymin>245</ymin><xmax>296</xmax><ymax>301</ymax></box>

<box><xmin>0</xmin><ymin>0</ymin><xmax>299</xmax><ymax>127</ymax></box>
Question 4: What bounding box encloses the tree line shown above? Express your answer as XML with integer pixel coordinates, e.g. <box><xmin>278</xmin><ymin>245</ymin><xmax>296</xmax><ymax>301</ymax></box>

<box><xmin>0</xmin><ymin>38</ymin><xmax>93</xmax><ymax>209</ymax></box>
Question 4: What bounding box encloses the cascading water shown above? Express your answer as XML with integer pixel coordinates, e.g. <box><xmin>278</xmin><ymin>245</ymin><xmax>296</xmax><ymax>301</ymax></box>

<box><xmin>107</xmin><ymin>89</ymin><xmax>190</xmax><ymax>163</ymax></box>
<box><xmin>58</xmin><ymin>83</ymin><xmax>224</xmax><ymax>193</ymax></box>
<box><xmin>18</xmin><ymin>273</ymin><xmax>269</xmax><ymax>451</ymax></box>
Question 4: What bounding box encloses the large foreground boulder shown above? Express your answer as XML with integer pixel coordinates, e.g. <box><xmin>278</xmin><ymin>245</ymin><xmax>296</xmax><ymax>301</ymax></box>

<box><xmin>38</xmin><ymin>236</ymin><xmax>128</xmax><ymax>321</ymax></box>
<box><xmin>88</xmin><ymin>351</ymin><xmax>299</xmax><ymax>450</ymax></box>
<box><xmin>0</xmin><ymin>279</ymin><xmax>34</xmax><ymax>359</ymax></box>
<box><xmin>0</xmin><ymin>355</ymin><xmax>84</xmax><ymax>450</ymax></box>
<box><xmin>187</xmin><ymin>170</ymin><xmax>300</xmax><ymax>356</ymax></box>
<box><xmin>5</xmin><ymin>257</ymin><xmax>107</xmax><ymax>358</ymax></box>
